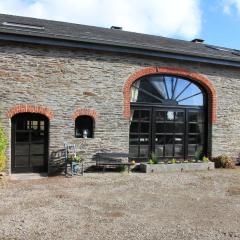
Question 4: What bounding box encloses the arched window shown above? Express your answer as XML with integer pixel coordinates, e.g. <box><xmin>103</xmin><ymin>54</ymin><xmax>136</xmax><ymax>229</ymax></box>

<box><xmin>129</xmin><ymin>74</ymin><xmax>207</xmax><ymax>162</ymax></box>
<box><xmin>131</xmin><ymin>75</ymin><xmax>204</xmax><ymax>106</ymax></box>
<box><xmin>75</xmin><ymin>116</ymin><xmax>94</xmax><ymax>138</ymax></box>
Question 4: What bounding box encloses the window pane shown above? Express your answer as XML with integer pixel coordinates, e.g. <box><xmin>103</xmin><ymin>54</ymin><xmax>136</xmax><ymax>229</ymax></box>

<box><xmin>155</xmin><ymin>145</ymin><xmax>164</xmax><ymax>157</ymax></box>
<box><xmin>140</xmin><ymin>123</ymin><xmax>149</xmax><ymax>133</ymax></box>
<box><xmin>165</xmin><ymin>123</ymin><xmax>174</xmax><ymax>133</ymax></box>
<box><xmin>139</xmin><ymin>145</ymin><xmax>149</xmax><ymax>157</ymax></box>
<box><xmin>129</xmin><ymin>145</ymin><xmax>138</xmax><ymax>158</ymax></box>
<box><xmin>155</xmin><ymin>111</ymin><xmax>165</xmax><ymax>121</ymax></box>
<box><xmin>156</xmin><ymin>123</ymin><xmax>164</xmax><ymax>133</ymax></box>
<box><xmin>139</xmin><ymin>135</ymin><xmax>149</xmax><ymax>144</ymax></box>
<box><xmin>175</xmin><ymin>111</ymin><xmax>184</xmax><ymax>122</ymax></box>
<box><xmin>155</xmin><ymin>135</ymin><xmax>164</xmax><ymax>144</ymax></box>
<box><xmin>175</xmin><ymin>123</ymin><xmax>184</xmax><ymax>133</ymax></box>
<box><xmin>31</xmin><ymin>155</ymin><xmax>44</xmax><ymax>166</ymax></box>
<box><xmin>140</xmin><ymin>111</ymin><xmax>150</xmax><ymax>121</ymax></box>
<box><xmin>130</xmin><ymin>135</ymin><xmax>138</xmax><ymax>145</ymax></box>
<box><xmin>130</xmin><ymin>122</ymin><xmax>138</xmax><ymax>133</ymax></box>
<box><xmin>175</xmin><ymin>145</ymin><xmax>183</xmax><ymax>157</ymax></box>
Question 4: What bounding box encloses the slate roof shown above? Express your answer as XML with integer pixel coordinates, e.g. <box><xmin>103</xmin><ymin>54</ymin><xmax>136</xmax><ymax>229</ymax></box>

<box><xmin>0</xmin><ymin>13</ymin><xmax>239</xmax><ymax>66</ymax></box>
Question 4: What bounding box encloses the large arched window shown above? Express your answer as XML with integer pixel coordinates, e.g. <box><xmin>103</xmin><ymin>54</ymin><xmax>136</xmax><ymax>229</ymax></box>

<box><xmin>131</xmin><ymin>75</ymin><xmax>204</xmax><ymax>106</ymax></box>
<box><xmin>129</xmin><ymin>75</ymin><xmax>207</xmax><ymax>162</ymax></box>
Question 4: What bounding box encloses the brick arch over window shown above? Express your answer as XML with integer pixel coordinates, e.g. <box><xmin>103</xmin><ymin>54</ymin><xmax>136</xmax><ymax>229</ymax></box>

<box><xmin>72</xmin><ymin>108</ymin><xmax>98</xmax><ymax>121</ymax></box>
<box><xmin>123</xmin><ymin>67</ymin><xmax>217</xmax><ymax>123</ymax></box>
<box><xmin>6</xmin><ymin>104</ymin><xmax>54</xmax><ymax>120</ymax></box>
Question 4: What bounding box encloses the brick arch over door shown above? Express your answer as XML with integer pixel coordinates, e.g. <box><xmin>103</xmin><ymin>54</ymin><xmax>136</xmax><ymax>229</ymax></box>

<box><xmin>123</xmin><ymin>67</ymin><xmax>217</xmax><ymax>123</ymax></box>
<box><xmin>6</xmin><ymin>104</ymin><xmax>54</xmax><ymax>120</ymax></box>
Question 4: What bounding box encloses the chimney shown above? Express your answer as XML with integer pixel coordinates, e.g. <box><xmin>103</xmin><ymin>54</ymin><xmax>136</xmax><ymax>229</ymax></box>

<box><xmin>191</xmin><ymin>38</ymin><xmax>204</xmax><ymax>43</ymax></box>
<box><xmin>110</xmin><ymin>26</ymin><xmax>122</xmax><ymax>30</ymax></box>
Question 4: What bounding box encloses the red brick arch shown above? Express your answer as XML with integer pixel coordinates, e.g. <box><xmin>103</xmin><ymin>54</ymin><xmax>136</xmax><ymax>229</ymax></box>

<box><xmin>6</xmin><ymin>104</ymin><xmax>54</xmax><ymax>120</ymax></box>
<box><xmin>123</xmin><ymin>67</ymin><xmax>217</xmax><ymax>123</ymax></box>
<box><xmin>72</xmin><ymin>108</ymin><xmax>98</xmax><ymax>121</ymax></box>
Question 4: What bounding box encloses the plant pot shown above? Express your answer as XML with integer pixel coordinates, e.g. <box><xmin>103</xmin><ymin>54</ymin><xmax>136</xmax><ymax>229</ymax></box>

<box><xmin>71</xmin><ymin>161</ymin><xmax>80</xmax><ymax>175</ymax></box>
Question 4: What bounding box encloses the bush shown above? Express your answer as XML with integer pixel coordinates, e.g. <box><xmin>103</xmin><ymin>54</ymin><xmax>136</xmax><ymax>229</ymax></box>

<box><xmin>0</xmin><ymin>121</ymin><xmax>7</xmax><ymax>172</ymax></box>
<box><xmin>148</xmin><ymin>152</ymin><xmax>158</xmax><ymax>164</ymax></box>
<box><xmin>116</xmin><ymin>165</ymin><xmax>127</xmax><ymax>172</ymax></box>
<box><xmin>212</xmin><ymin>155</ymin><xmax>235</xmax><ymax>169</ymax></box>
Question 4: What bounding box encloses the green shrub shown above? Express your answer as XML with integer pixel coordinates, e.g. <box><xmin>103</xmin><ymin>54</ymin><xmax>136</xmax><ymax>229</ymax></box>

<box><xmin>194</xmin><ymin>148</ymin><xmax>203</xmax><ymax>161</ymax></box>
<box><xmin>149</xmin><ymin>152</ymin><xmax>158</xmax><ymax>164</ymax></box>
<box><xmin>202</xmin><ymin>156</ymin><xmax>209</xmax><ymax>162</ymax></box>
<box><xmin>116</xmin><ymin>165</ymin><xmax>127</xmax><ymax>172</ymax></box>
<box><xmin>0</xmin><ymin>121</ymin><xmax>7</xmax><ymax>172</ymax></box>
<box><xmin>212</xmin><ymin>155</ymin><xmax>235</xmax><ymax>169</ymax></box>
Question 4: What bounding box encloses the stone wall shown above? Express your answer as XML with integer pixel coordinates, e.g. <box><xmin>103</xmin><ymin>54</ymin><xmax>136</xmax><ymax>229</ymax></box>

<box><xmin>0</xmin><ymin>42</ymin><xmax>240</xmax><ymax>173</ymax></box>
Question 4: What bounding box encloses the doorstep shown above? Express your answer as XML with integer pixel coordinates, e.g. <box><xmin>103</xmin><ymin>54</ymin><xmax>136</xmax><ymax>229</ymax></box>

<box><xmin>10</xmin><ymin>172</ymin><xmax>48</xmax><ymax>180</ymax></box>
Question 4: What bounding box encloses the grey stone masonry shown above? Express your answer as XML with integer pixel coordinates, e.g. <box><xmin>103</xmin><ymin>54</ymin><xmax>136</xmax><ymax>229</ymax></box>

<box><xmin>0</xmin><ymin>42</ymin><xmax>240</xmax><ymax>173</ymax></box>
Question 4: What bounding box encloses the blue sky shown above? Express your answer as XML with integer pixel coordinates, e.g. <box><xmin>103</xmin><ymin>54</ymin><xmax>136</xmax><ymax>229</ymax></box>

<box><xmin>0</xmin><ymin>0</ymin><xmax>240</xmax><ymax>49</ymax></box>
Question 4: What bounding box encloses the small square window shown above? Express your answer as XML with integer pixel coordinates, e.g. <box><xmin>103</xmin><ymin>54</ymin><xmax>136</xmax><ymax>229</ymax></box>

<box><xmin>75</xmin><ymin>116</ymin><xmax>94</xmax><ymax>138</ymax></box>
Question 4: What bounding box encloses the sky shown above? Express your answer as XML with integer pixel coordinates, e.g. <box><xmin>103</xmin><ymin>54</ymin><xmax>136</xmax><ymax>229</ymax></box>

<box><xmin>0</xmin><ymin>0</ymin><xmax>239</xmax><ymax>49</ymax></box>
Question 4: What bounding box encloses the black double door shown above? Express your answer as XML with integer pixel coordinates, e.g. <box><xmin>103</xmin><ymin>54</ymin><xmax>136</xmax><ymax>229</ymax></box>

<box><xmin>11</xmin><ymin>113</ymin><xmax>49</xmax><ymax>173</ymax></box>
<box><xmin>129</xmin><ymin>106</ymin><xmax>205</xmax><ymax>162</ymax></box>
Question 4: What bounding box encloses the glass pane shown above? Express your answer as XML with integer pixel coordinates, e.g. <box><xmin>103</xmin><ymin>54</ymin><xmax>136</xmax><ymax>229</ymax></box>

<box><xmin>139</xmin><ymin>135</ymin><xmax>149</xmax><ymax>144</ymax></box>
<box><xmin>16</xmin><ymin>120</ymin><xmax>28</xmax><ymax>130</ymax></box>
<box><xmin>129</xmin><ymin>145</ymin><xmax>138</xmax><ymax>158</ymax></box>
<box><xmin>30</xmin><ymin>144</ymin><xmax>44</xmax><ymax>155</ymax></box>
<box><xmin>139</xmin><ymin>145</ymin><xmax>149</xmax><ymax>157</ymax></box>
<box><xmin>130</xmin><ymin>135</ymin><xmax>138</xmax><ymax>145</ymax></box>
<box><xmin>179</xmin><ymin>94</ymin><xmax>203</xmax><ymax>106</ymax></box>
<box><xmin>165</xmin><ymin>123</ymin><xmax>174</xmax><ymax>133</ymax></box>
<box><xmin>174</xmin><ymin>79</ymin><xmax>190</xmax><ymax>99</ymax></box>
<box><xmin>15</xmin><ymin>155</ymin><xmax>28</xmax><ymax>167</ymax></box>
<box><xmin>16</xmin><ymin>132</ymin><xmax>29</xmax><ymax>142</ymax></box>
<box><xmin>165</xmin><ymin>144</ymin><xmax>173</xmax><ymax>157</ymax></box>
<box><xmin>15</xmin><ymin>144</ymin><xmax>29</xmax><ymax>155</ymax></box>
<box><xmin>140</xmin><ymin>123</ymin><xmax>149</xmax><ymax>133</ymax></box>
<box><xmin>31</xmin><ymin>155</ymin><xmax>44</xmax><ymax>166</ymax></box>
<box><xmin>40</xmin><ymin>121</ymin><xmax>45</xmax><ymax>130</ymax></box>
<box><xmin>140</xmin><ymin>111</ymin><xmax>150</xmax><ymax>121</ymax></box>
<box><xmin>130</xmin><ymin>122</ymin><xmax>138</xmax><ymax>133</ymax></box>
<box><xmin>188</xmin><ymin>112</ymin><xmax>198</xmax><ymax>122</ymax></box>
<box><xmin>155</xmin><ymin>111</ymin><xmax>165</xmax><ymax>121</ymax></box>
<box><xmin>175</xmin><ymin>112</ymin><xmax>184</xmax><ymax>122</ymax></box>
<box><xmin>175</xmin><ymin>145</ymin><xmax>183</xmax><ymax>157</ymax></box>
<box><xmin>149</xmin><ymin>76</ymin><xmax>167</xmax><ymax>99</ymax></box>
<box><xmin>31</xmin><ymin>121</ymin><xmax>38</xmax><ymax>130</ymax></box>
<box><xmin>188</xmin><ymin>144</ymin><xmax>197</xmax><ymax>156</ymax></box>
<box><xmin>155</xmin><ymin>135</ymin><xmax>164</xmax><ymax>144</ymax></box>
<box><xmin>166</xmin><ymin>135</ymin><xmax>174</xmax><ymax>144</ymax></box>
<box><xmin>165</xmin><ymin>77</ymin><xmax>172</xmax><ymax>99</ymax></box>
<box><xmin>131</xmin><ymin>110</ymin><xmax>140</xmax><ymax>120</ymax></box>
<box><xmin>189</xmin><ymin>124</ymin><xmax>202</xmax><ymax>133</ymax></box>
<box><xmin>188</xmin><ymin>135</ymin><xmax>203</xmax><ymax>144</ymax></box>
<box><xmin>175</xmin><ymin>123</ymin><xmax>184</xmax><ymax>133</ymax></box>
<box><xmin>156</xmin><ymin>123</ymin><xmax>164</xmax><ymax>133</ymax></box>
<box><xmin>31</xmin><ymin>131</ymin><xmax>45</xmax><ymax>142</ymax></box>
<box><xmin>155</xmin><ymin>145</ymin><xmax>164</xmax><ymax>157</ymax></box>
<box><xmin>174</xmin><ymin>135</ymin><xmax>183</xmax><ymax>144</ymax></box>
<box><xmin>166</xmin><ymin>111</ymin><xmax>174</xmax><ymax>121</ymax></box>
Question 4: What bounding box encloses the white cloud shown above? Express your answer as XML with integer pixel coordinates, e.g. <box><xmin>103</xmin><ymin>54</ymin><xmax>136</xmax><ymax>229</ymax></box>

<box><xmin>0</xmin><ymin>0</ymin><xmax>202</xmax><ymax>39</ymax></box>
<box><xmin>223</xmin><ymin>0</ymin><xmax>240</xmax><ymax>15</ymax></box>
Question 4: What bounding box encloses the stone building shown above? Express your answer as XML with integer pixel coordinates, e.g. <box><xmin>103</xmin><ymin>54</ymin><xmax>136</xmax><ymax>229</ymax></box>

<box><xmin>0</xmin><ymin>13</ymin><xmax>239</xmax><ymax>174</ymax></box>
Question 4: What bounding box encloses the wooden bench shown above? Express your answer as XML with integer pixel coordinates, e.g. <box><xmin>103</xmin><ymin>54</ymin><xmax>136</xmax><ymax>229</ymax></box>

<box><xmin>96</xmin><ymin>152</ymin><xmax>133</xmax><ymax>173</ymax></box>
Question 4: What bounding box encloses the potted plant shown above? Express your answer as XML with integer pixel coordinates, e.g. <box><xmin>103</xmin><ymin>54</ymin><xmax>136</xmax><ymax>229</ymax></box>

<box><xmin>70</xmin><ymin>154</ymin><xmax>84</xmax><ymax>175</ymax></box>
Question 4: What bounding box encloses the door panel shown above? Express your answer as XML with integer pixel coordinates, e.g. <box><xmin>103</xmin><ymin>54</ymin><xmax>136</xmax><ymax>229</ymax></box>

<box><xmin>12</xmin><ymin>113</ymin><xmax>49</xmax><ymax>173</ymax></box>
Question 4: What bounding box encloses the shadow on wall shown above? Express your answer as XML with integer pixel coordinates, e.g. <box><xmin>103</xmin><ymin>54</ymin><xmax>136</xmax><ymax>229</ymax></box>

<box><xmin>49</xmin><ymin>148</ymin><xmax>66</xmax><ymax>175</ymax></box>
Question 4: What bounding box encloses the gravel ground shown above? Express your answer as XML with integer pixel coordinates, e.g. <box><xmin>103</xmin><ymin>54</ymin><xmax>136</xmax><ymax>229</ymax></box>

<box><xmin>1</xmin><ymin>169</ymin><xmax>240</xmax><ymax>240</ymax></box>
